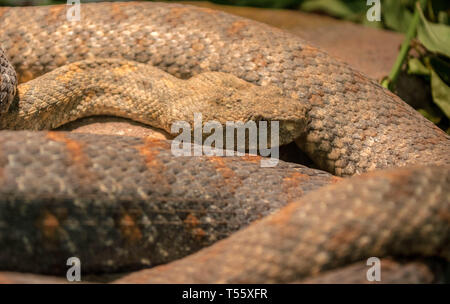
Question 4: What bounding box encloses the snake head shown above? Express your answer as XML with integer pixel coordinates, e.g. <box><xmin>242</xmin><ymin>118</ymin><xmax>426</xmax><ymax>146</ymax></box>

<box><xmin>0</xmin><ymin>48</ymin><xmax>17</xmax><ymax>114</ymax></box>
<box><xmin>183</xmin><ymin>72</ymin><xmax>309</xmax><ymax>147</ymax></box>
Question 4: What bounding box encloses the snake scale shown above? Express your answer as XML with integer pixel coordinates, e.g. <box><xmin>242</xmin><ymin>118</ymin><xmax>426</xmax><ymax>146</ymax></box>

<box><xmin>0</xmin><ymin>1</ymin><xmax>449</xmax><ymax>283</ymax></box>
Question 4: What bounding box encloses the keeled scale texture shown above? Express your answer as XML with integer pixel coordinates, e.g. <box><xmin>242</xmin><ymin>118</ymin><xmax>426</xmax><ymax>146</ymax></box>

<box><xmin>298</xmin><ymin>258</ymin><xmax>443</xmax><ymax>284</ymax></box>
<box><xmin>0</xmin><ymin>47</ymin><xmax>16</xmax><ymax>113</ymax></box>
<box><xmin>1</xmin><ymin>57</ymin><xmax>307</xmax><ymax>146</ymax></box>
<box><xmin>116</xmin><ymin>166</ymin><xmax>450</xmax><ymax>283</ymax></box>
<box><xmin>0</xmin><ymin>2</ymin><xmax>449</xmax><ymax>282</ymax></box>
<box><xmin>0</xmin><ymin>2</ymin><xmax>449</xmax><ymax>176</ymax></box>
<box><xmin>0</xmin><ymin>131</ymin><xmax>337</xmax><ymax>274</ymax></box>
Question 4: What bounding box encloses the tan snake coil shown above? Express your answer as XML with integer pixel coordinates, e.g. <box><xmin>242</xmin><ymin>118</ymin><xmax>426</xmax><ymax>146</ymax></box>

<box><xmin>0</xmin><ymin>2</ymin><xmax>449</xmax><ymax>283</ymax></box>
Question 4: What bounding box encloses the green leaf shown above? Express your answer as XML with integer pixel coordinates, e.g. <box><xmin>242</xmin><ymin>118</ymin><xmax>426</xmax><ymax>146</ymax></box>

<box><xmin>431</xmin><ymin>70</ymin><xmax>450</xmax><ymax>119</ymax></box>
<box><xmin>383</xmin><ymin>0</ymin><xmax>414</xmax><ymax>32</ymax></box>
<box><xmin>417</xmin><ymin>5</ymin><xmax>450</xmax><ymax>57</ymax></box>
<box><xmin>429</xmin><ymin>55</ymin><xmax>450</xmax><ymax>85</ymax></box>
<box><xmin>407</xmin><ymin>57</ymin><xmax>430</xmax><ymax>75</ymax></box>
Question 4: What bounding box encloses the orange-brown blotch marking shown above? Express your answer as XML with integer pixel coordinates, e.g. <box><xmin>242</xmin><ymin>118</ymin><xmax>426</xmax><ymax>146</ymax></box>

<box><xmin>184</xmin><ymin>213</ymin><xmax>207</xmax><ymax>240</ymax></box>
<box><xmin>46</xmin><ymin>132</ymin><xmax>95</xmax><ymax>183</ymax></box>
<box><xmin>55</xmin><ymin>64</ymin><xmax>83</xmax><ymax>84</ymax></box>
<box><xmin>45</xmin><ymin>5</ymin><xmax>65</xmax><ymax>23</ymax></box>
<box><xmin>281</xmin><ymin>171</ymin><xmax>311</xmax><ymax>202</ymax></box>
<box><xmin>191</xmin><ymin>228</ymin><xmax>207</xmax><ymax>240</ymax></box>
<box><xmin>208</xmin><ymin>157</ymin><xmax>236</xmax><ymax>179</ymax></box>
<box><xmin>266</xmin><ymin>202</ymin><xmax>299</xmax><ymax>228</ymax></box>
<box><xmin>227</xmin><ymin>21</ymin><xmax>248</xmax><ymax>36</ymax></box>
<box><xmin>184</xmin><ymin>213</ymin><xmax>200</xmax><ymax>228</ymax></box>
<box><xmin>331</xmin><ymin>176</ymin><xmax>343</xmax><ymax>184</ymax></box>
<box><xmin>135</xmin><ymin>137</ymin><xmax>175</xmax><ymax>194</ymax></box>
<box><xmin>283</xmin><ymin>171</ymin><xmax>310</xmax><ymax>183</ymax></box>
<box><xmin>136</xmin><ymin>137</ymin><xmax>170</xmax><ymax>168</ymax></box>
<box><xmin>118</xmin><ymin>213</ymin><xmax>143</xmax><ymax>243</ymax></box>
<box><xmin>111</xmin><ymin>2</ymin><xmax>130</xmax><ymax>21</ymax></box>
<box><xmin>46</xmin><ymin>132</ymin><xmax>86</xmax><ymax>166</ymax></box>
<box><xmin>112</xmin><ymin>63</ymin><xmax>138</xmax><ymax>76</ymax></box>
<box><xmin>207</xmin><ymin>156</ymin><xmax>242</xmax><ymax>192</ymax></box>
<box><xmin>240</xmin><ymin>154</ymin><xmax>262</xmax><ymax>163</ymax></box>
<box><xmin>252</xmin><ymin>53</ymin><xmax>267</xmax><ymax>67</ymax></box>
<box><xmin>37</xmin><ymin>211</ymin><xmax>60</xmax><ymax>241</ymax></box>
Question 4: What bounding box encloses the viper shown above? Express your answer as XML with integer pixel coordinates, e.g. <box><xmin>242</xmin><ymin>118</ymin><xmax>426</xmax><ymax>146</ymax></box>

<box><xmin>0</xmin><ymin>2</ymin><xmax>448</xmax><ymax>283</ymax></box>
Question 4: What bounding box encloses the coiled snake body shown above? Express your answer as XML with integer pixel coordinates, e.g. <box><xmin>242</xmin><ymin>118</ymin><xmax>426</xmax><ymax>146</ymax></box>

<box><xmin>0</xmin><ymin>2</ymin><xmax>449</xmax><ymax>283</ymax></box>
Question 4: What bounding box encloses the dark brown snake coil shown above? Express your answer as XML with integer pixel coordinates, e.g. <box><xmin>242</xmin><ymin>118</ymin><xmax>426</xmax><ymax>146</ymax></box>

<box><xmin>0</xmin><ymin>2</ymin><xmax>449</xmax><ymax>283</ymax></box>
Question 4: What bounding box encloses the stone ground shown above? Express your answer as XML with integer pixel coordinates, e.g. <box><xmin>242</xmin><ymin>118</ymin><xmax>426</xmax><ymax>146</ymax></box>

<box><xmin>59</xmin><ymin>1</ymin><xmax>407</xmax><ymax>140</ymax></box>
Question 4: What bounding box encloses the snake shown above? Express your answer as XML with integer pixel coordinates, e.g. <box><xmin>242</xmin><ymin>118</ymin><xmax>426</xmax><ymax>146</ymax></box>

<box><xmin>0</xmin><ymin>1</ymin><xmax>449</xmax><ymax>283</ymax></box>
